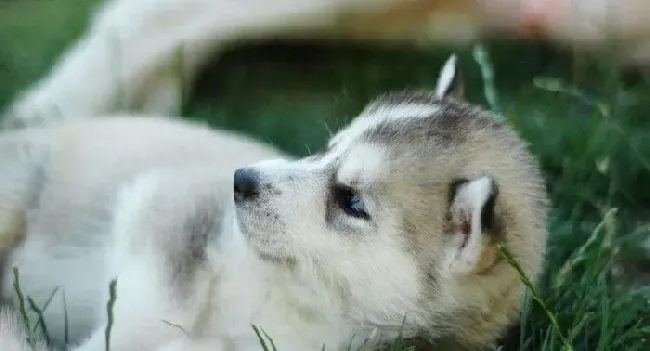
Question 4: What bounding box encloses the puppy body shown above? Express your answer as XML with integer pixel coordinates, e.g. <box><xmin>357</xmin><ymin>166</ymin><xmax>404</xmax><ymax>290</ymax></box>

<box><xmin>0</xmin><ymin>116</ymin><xmax>286</xmax><ymax>347</ymax></box>
<box><xmin>0</xmin><ymin>57</ymin><xmax>548</xmax><ymax>351</ymax></box>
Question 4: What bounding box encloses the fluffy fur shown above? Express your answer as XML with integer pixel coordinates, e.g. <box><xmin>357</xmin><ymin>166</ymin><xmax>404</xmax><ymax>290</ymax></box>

<box><xmin>4</xmin><ymin>0</ymin><xmax>650</xmax><ymax>130</ymax></box>
<box><xmin>0</xmin><ymin>56</ymin><xmax>547</xmax><ymax>351</ymax></box>
<box><xmin>0</xmin><ymin>307</ymin><xmax>50</xmax><ymax>351</ymax></box>
<box><xmin>0</xmin><ymin>0</ymin><xmax>478</xmax><ymax>128</ymax></box>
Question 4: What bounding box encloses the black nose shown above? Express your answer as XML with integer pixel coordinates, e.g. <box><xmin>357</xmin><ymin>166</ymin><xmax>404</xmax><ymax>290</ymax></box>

<box><xmin>234</xmin><ymin>168</ymin><xmax>260</xmax><ymax>202</ymax></box>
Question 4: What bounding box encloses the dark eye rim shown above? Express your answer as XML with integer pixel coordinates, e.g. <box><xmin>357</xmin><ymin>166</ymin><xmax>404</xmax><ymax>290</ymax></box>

<box><xmin>333</xmin><ymin>184</ymin><xmax>370</xmax><ymax>220</ymax></box>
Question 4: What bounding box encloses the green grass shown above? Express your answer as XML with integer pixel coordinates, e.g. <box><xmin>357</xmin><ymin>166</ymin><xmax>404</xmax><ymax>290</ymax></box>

<box><xmin>1</xmin><ymin>0</ymin><xmax>650</xmax><ymax>350</ymax></box>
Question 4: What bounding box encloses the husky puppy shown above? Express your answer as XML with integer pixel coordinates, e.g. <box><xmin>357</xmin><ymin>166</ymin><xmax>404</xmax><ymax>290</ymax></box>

<box><xmin>0</xmin><ymin>55</ymin><xmax>547</xmax><ymax>351</ymax></box>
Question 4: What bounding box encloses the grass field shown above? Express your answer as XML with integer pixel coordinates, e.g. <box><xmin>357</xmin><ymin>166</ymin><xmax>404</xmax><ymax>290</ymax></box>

<box><xmin>1</xmin><ymin>0</ymin><xmax>650</xmax><ymax>350</ymax></box>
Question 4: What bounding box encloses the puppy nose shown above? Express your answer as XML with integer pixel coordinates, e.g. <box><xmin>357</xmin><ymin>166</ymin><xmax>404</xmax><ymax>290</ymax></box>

<box><xmin>234</xmin><ymin>168</ymin><xmax>260</xmax><ymax>202</ymax></box>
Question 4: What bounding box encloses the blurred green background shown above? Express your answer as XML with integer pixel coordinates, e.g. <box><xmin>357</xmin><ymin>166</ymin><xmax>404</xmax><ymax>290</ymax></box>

<box><xmin>1</xmin><ymin>0</ymin><xmax>649</xmax><ymax>350</ymax></box>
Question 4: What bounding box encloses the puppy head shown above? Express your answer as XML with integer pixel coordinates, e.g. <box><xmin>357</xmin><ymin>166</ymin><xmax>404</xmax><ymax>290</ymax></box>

<box><xmin>233</xmin><ymin>55</ymin><xmax>547</xmax><ymax>346</ymax></box>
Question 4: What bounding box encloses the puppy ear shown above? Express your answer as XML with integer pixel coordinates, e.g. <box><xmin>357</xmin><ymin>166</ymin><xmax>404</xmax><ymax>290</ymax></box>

<box><xmin>434</xmin><ymin>54</ymin><xmax>465</xmax><ymax>99</ymax></box>
<box><xmin>443</xmin><ymin>176</ymin><xmax>499</xmax><ymax>275</ymax></box>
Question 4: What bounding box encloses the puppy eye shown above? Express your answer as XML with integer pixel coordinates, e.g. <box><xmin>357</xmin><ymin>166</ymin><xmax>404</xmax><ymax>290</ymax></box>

<box><xmin>334</xmin><ymin>185</ymin><xmax>369</xmax><ymax>220</ymax></box>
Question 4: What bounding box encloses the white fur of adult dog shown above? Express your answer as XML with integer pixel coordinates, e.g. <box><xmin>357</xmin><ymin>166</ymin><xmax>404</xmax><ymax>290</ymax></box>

<box><xmin>0</xmin><ymin>56</ymin><xmax>547</xmax><ymax>351</ymax></box>
<box><xmin>0</xmin><ymin>0</ymin><xmax>484</xmax><ymax>128</ymax></box>
<box><xmin>4</xmin><ymin>0</ymin><xmax>650</xmax><ymax>131</ymax></box>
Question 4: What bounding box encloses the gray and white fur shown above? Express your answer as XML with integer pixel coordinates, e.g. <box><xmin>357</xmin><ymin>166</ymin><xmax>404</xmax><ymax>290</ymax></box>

<box><xmin>0</xmin><ymin>55</ymin><xmax>548</xmax><ymax>351</ymax></box>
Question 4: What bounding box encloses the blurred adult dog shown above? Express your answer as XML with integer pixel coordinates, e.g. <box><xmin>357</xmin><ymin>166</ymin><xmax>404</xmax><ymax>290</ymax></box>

<box><xmin>1</xmin><ymin>0</ymin><xmax>647</xmax><ymax>129</ymax></box>
<box><xmin>0</xmin><ymin>56</ymin><xmax>548</xmax><ymax>351</ymax></box>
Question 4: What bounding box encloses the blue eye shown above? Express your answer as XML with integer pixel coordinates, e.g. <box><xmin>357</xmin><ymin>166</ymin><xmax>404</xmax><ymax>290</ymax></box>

<box><xmin>335</xmin><ymin>185</ymin><xmax>369</xmax><ymax>220</ymax></box>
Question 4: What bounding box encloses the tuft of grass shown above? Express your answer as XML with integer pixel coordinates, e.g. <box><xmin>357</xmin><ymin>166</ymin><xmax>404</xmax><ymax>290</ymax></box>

<box><xmin>104</xmin><ymin>279</ymin><xmax>117</xmax><ymax>351</ymax></box>
<box><xmin>12</xmin><ymin>266</ymin><xmax>34</xmax><ymax>347</ymax></box>
<box><xmin>27</xmin><ymin>294</ymin><xmax>53</xmax><ymax>345</ymax></box>
<box><xmin>499</xmin><ymin>245</ymin><xmax>573</xmax><ymax>351</ymax></box>
<box><xmin>252</xmin><ymin>325</ymin><xmax>280</xmax><ymax>351</ymax></box>
<box><xmin>62</xmin><ymin>290</ymin><xmax>69</xmax><ymax>345</ymax></box>
<box><xmin>472</xmin><ymin>43</ymin><xmax>501</xmax><ymax>116</ymax></box>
